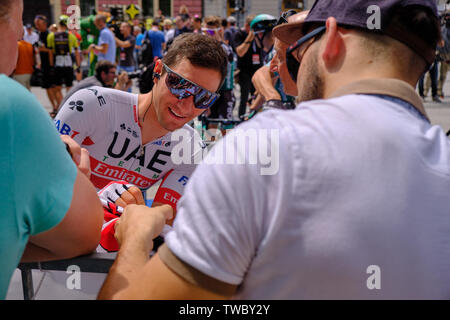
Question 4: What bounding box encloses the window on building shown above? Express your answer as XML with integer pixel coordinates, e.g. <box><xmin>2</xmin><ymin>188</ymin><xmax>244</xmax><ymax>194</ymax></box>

<box><xmin>159</xmin><ymin>0</ymin><xmax>171</xmax><ymax>17</ymax></box>
<box><xmin>227</xmin><ymin>0</ymin><xmax>246</xmax><ymax>17</ymax></box>
<box><xmin>80</xmin><ymin>0</ymin><xmax>96</xmax><ymax>16</ymax></box>
<box><xmin>282</xmin><ymin>0</ymin><xmax>304</xmax><ymax>11</ymax></box>
<box><xmin>142</xmin><ymin>0</ymin><xmax>154</xmax><ymax>17</ymax></box>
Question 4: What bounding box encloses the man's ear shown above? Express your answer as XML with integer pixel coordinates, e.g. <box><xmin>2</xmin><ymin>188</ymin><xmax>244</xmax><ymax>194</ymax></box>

<box><xmin>153</xmin><ymin>59</ymin><xmax>163</xmax><ymax>77</ymax></box>
<box><xmin>321</xmin><ymin>17</ymin><xmax>344</xmax><ymax>68</ymax></box>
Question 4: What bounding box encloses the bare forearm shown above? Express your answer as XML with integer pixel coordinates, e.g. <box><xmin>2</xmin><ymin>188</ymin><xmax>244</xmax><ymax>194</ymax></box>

<box><xmin>252</xmin><ymin>66</ymin><xmax>281</xmax><ymax>101</ymax></box>
<box><xmin>21</xmin><ymin>242</ymin><xmax>57</xmax><ymax>262</ymax></box>
<box><xmin>75</xmin><ymin>50</ymin><xmax>81</xmax><ymax>67</ymax></box>
<box><xmin>236</xmin><ymin>42</ymin><xmax>250</xmax><ymax>57</ymax></box>
<box><xmin>115</xmin><ymin>38</ymin><xmax>131</xmax><ymax>48</ymax></box>
<box><xmin>92</xmin><ymin>44</ymin><xmax>108</xmax><ymax>54</ymax></box>
<box><xmin>98</xmin><ymin>241</ymin><xmax>150</xmax><ymax>299</ymax></box>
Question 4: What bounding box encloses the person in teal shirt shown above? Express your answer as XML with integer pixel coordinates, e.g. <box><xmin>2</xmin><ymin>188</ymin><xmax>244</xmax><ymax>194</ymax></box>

<box><xmin>0</xmin><ymin>0</ymin><xmax>103</xmax><ymax>299</ymax></box>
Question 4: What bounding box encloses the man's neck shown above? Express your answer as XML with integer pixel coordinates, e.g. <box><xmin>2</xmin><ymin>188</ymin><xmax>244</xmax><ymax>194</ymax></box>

<box><xmin>322</xmin><ymin>57</ymin><xmax>419</xmax><ymax>99</ymax></box>
<box><xmin>138</xmin><ymin>92</ymin><xmax>169</xmax><ymax>144</ymax></box>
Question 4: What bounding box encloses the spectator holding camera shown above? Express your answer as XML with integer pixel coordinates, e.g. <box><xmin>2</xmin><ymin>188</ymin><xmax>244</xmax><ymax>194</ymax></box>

<box><xmin>60</xmin><ymin>60</ymin><xmax>131</xmax><ymax>108</ymax></box>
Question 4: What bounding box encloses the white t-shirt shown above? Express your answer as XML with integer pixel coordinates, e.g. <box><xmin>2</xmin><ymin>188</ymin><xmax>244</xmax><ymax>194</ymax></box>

<box><xmin>23</xmin><ymin>30</ymin><xmax>39</xmax><ymax>45</ymax></box>
<box><xmin>164</xmin><ymin>83</ymin><xmax>450</xmax><ymax>299</ymax></box>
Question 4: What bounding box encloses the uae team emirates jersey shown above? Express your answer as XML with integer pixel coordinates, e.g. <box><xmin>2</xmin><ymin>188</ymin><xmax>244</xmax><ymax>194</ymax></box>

<box><xmin>54</xmin><ymin>86</ymin><xmax>203</xmax><ymax>210</ymax></box>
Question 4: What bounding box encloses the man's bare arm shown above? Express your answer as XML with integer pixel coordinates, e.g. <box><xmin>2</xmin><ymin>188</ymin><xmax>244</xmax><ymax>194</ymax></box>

<box><xmin>115</xmin><ymin>38</ymin><xmax>132</xmax><ymax>48</ymax></box>
<box><xmin>252</xmin><ymin>65</ymin><xmax>281</xmax><ymax>101</ymax></box>
<box><xmin>99</xmin><ymin>252</ymin><xmax>230</xmax><ymax>299</ymax></box>
<box><xmin>90</xmin><ymin>43</ymin><xmax>108</xmax><ymax>54</ymax></box>
<box><xmin>21</xmin><ymin>169</ymin><xmax>103</xmax><ymax>262</ymax></box>
<box><xmin>98</xmin><ymin>204</ymin><xmax>233</xmax><ymax>299</ymax></box>
<box><xmin>235</xmin><ymin>31</ymin><xmax>255</xmax><ymax>58</ymax></box>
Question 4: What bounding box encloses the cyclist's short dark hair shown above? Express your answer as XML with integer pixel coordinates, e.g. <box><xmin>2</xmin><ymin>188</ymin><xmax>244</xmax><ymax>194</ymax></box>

<box><xmin>161</xmin><ymin>33</ymin><xmax>228</xmax><ymax>87</ymax></box>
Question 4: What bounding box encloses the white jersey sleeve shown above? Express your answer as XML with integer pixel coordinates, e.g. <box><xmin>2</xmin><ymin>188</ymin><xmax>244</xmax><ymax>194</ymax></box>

<box><xmin>153</xmin><ymin>127</ymin><xmax>205</xmax><ymax>211</ymax></box>
<box><xmin>54</xmin><ymin>87</ymin><xmax>110</xmax><ymax>146</ymax></box>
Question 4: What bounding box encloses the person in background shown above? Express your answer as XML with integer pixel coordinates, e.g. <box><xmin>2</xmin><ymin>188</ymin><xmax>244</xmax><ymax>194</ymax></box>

<box><xmin>251</xmin><ymin>10</ymin><xmax>301</xmax><ymax>111</ymax></box>
<box><xmin>115</xmin><ymin>22</ymin><xmax>136</xmax><ymax>74</ymax></box>
<box><xmin>23</xmin><ymin>23</ymin><xmax>39</xmax><ymax>45</ymax></box>
<box><xmin>145</xmin><ymin>20</ymin><xmax>166</xmax><ymax>60</ymax></box>
<box><xmin>153</xmin><ymin>9</ymin><xmax>165</xmax><ymax>26</ymax></box>
<box><xmin>234</xmin><ymin>14</ymin><xmax>276</xmax><ymax>117</ymax></box>
<box><xmin>174</xmin><ymin>14</ymin><xmax>191</xmax><ymax>38</ymax></box>
<box><xmin>418</xmin><ymin>55</ymin><xmax>441</xmax><ymax>102</ymax></box>
<box><xmin>203</xmin><ymin>16</ymin><xmax>236</xmax><ymax>122</ymax></box>
<box><xmin>0</xmin><ymin>0</ymin><xmax>103</xmax><ymax>299</ymax></box>
<box><xmin>88</xmin><ymin>14</ymin><xmax>116</xmax><ymax>64</ymax></box>
<box><xmin>132</xmin><ymin>15</ymin><xmax>146</xmax><ymax>34</ymax></box>
<box><xmin>59</xmin><ymin>60</ymin><xmax>131</xmax><ymax>108</ymax></box>
<box><xmin>34</xmin><ymin>15</ymin><xmax>59</xmax><ymax>112</ymax></box>
<box><xmin>13</xmin><ymin>37</ymin><xmax>35</xmax><ymax>91</ymax></box>
<box><xmin>163</xmin><ymin>18</ymin><xmax>175</xmax><ymax>45</ymax></box>
<box><xmin>68</xmin><ymin>23</ymin><xmax>83</xmax><ymax>81</ymax></box>
<box><xmin>192</xmin><ymin>16</ymin><xmax>202</xmax><ymax>33</ymax></box>
<box><xmin>47</xmin><ymin>15</ymin><xmax>81</xmax><ymax>114</ymax></box>
<box><xmin>437</xmin><ymin>11</ymin><xmax>450</xmax><ymax>99</ymax></box>
<box><xmin>134</xmin><ymin>26</ymin><xmax>144</xmax><ymax>65</ymax></box>
<box><xmin>224</xmin><ymin>16</ymin><xmax>238</xmax><ymax>48</ymax></box>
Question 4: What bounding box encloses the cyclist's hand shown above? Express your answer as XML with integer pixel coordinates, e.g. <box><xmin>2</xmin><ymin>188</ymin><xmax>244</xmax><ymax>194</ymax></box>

<box><xmin>98</xmin><ymin>181</ymin><xmax>145</xmax><ymax>209</ymax></box>
<box><xmin>61</xmin><ymin>135</ymin><xmax>91</xmax><ymax>178</ymax></box>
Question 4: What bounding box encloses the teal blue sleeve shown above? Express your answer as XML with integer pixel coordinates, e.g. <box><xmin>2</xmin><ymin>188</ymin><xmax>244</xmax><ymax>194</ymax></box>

<box><xmin>1</xmin><ymin>76</ymin><xmax>77</xmax><ymax>237</ymax></box>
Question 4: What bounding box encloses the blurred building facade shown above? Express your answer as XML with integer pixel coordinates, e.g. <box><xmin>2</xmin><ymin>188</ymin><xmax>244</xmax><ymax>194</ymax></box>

<box><xmin>23</xmin><ymin>0</ymin><xmax>312</xmax><ymax>26</ymax></box>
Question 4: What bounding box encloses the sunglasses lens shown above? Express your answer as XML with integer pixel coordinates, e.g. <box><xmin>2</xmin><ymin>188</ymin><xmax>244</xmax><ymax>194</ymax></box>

<box><xmin>164</xmin><ymin>66</ymin><xmax>218</xmax><ymax>109</ymax></box>
<box><xmin>194</xmin><ymin>90</ymin><xmax>218</xmax><ymax>109</ymax></box>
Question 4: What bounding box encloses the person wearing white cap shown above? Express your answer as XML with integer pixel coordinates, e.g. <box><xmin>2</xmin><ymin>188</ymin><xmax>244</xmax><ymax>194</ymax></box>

<box><xmin>224</xmin><ymin>16</ymin><xmax>238</xmax><ymax>47</ymax></box>
<box><xmin>23</xmin><ymin>23</ymin><xmax>39</xmax><ymax>45</ymax></box>
<box><xmin>163</xmin><ymin>18</ymin><xmax>175</xmax><ymax>44</ymax></box>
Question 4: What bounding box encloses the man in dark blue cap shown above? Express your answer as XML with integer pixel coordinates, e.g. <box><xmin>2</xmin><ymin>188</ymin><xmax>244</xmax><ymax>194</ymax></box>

<box><xmin>99</xmin><ymin>0</ymin><xmax>450</xmax><ymax>300</ymax></box>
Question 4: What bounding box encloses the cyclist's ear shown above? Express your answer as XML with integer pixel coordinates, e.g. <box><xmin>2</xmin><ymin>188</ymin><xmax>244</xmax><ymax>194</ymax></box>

<box><xmin>153</xmin><ymin>58</ymin><xmax>163</xmax><ymax>76</ymax></box>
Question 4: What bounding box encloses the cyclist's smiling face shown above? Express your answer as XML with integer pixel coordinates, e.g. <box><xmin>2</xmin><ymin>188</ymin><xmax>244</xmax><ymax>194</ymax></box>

<box><xmin>153</xmin><ymin>58</ymin><xmax>222</xmax><ymax>131</ymax></box>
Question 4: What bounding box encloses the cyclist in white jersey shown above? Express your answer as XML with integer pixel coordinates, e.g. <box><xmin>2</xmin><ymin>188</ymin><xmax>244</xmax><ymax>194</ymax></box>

<box><xmin>55</xmin><ymin>33</ymin><xmax>228</xmax><ymax>252</ymax></box>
